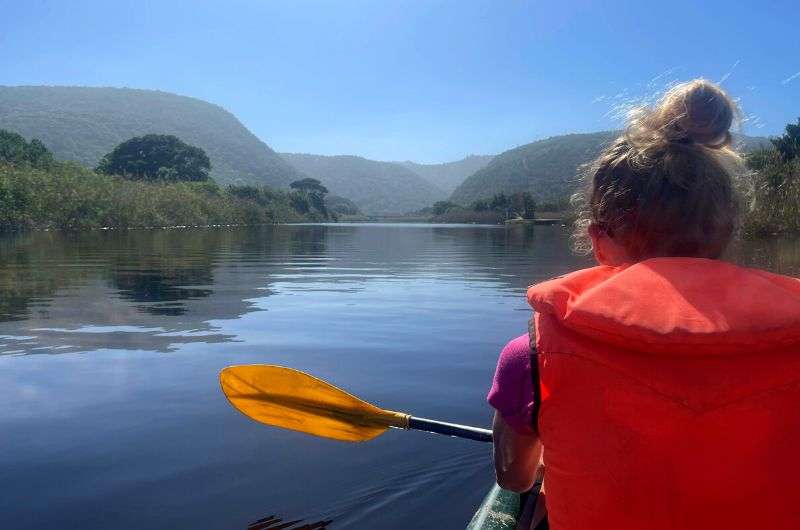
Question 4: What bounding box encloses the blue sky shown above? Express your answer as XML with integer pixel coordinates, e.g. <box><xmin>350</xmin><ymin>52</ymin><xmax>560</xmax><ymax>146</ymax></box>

<box><xmin>1</xmin><ymin>0</ymin><xmax>798</xmax><ymax>163</ymax></box>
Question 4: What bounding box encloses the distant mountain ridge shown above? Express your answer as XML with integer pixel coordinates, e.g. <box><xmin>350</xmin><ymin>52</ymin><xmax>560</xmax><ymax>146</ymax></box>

<box><xmin>400</xmin><ymin>155</ymin><xmax>494</xmax><ymax>194</ymax></box>
<box><xmin>0</xmin><ymin>86</ymin><xmax>772</xmax><ymax>214</ymax></box>
<box><xmin>280</xmin><ymin>153</ymin><xmax>446</xmax><ymax>214</ymax></box>
<box><xmin>0</xmin><ymin>86</ymin><xmax>303</xmax><ymax>187</ymax></box>
<box><xmin>451</xmin><ymin>131</ymin><xmax>771</xmax><ymax>206</ymax></box>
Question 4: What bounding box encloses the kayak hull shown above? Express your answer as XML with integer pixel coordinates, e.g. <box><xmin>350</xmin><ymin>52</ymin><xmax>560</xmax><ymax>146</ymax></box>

<box><xmin>466</xmin><ymin>485</ymin><xmax>522</xmax><ymax>530</ymax></box>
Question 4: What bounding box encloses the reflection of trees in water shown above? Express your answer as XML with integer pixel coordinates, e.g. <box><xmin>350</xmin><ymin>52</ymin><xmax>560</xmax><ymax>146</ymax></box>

<box><xmin>105</xmin><ymin>230</ymin><xmax>219</xmax><ymax>316</ymax></box>
<box><xmin>1</xmin><ymin>224</ymin><xmax>796</xmax><ymax>356</ymax></box>
<box><xmin>0</xmin><ymin>225</ymin><xmax>342</xmax><ymax>355</ymax></box>
<box><xmin>0</xmin><ymin>232</ymin><xmax>96</xmax><ymax>321</ymax></box>
<box><xmin>0</xmin><ymin>227</ymin><xmax>316</xmax><ymax>354</ymax></box>
<box><xmin>286</xmin><ymin>224</ymin><xmax>328</xmax><ymax>256</ymax></box>
<box><xmin>0</xmin><ymin>230</ymin><xmax>224</xmax><ymax>322</ymax></box>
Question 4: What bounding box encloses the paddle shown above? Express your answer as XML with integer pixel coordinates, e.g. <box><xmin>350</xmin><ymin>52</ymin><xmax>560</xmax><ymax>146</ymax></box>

<box><xmin>219</xmin><ymin>365</ymin><xmax>493</xmax><ymax>443</ymax></box>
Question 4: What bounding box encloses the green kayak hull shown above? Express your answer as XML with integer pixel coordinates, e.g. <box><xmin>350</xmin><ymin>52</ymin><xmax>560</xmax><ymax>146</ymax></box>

<box><xmin>466</xmin><ymin>484</ymin><xmax>523</xmax><ymax>529</ymax></box>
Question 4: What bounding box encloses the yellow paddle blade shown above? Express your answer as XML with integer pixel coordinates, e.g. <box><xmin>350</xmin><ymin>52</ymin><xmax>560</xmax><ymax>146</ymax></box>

<box><xmin>219</xmin><ymin>365</ymin><xmax>410</xmax><ymax>442</ymax></box>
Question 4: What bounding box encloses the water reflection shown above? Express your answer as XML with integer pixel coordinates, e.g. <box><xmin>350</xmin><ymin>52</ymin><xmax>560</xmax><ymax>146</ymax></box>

<box><xmin>0</xmin><ymin>225</ymin><xmax>797</xmax><ymax>358</ymax></box>
<box><xmin>107</xmin><ymin>231</ymin><xmax>218</xmax><ymax>316</ymax></box>
<box><xmin>0</xmin><ymin>224</ymin><xmax>585</xmax><ymax>356</ymax></box>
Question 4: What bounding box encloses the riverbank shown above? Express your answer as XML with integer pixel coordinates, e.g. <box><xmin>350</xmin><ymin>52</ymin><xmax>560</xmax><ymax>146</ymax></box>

<box><xmin>0</xmin><ymin>162</ymin><xmax>324</xmax><ymax>232</ymax></box>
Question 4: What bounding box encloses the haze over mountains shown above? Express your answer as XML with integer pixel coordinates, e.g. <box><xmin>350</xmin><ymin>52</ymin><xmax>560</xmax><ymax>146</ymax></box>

<box><xmin>0</xmin><ymin>85</ymin><xmax>772</xmax><ymax>216</ymax></box>
<box><xmin>400</xmin><ymin>155</ymin><xmax>494</xmax><ymax>195</ymax></box>
<box><xmin>279</xmin><ymin>153</ymin><xmax>448</xmax><ymax>214</ymax></box>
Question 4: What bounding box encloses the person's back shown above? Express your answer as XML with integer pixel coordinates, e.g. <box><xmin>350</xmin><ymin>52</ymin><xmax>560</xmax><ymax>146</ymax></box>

<box><xmin>488</xmin><ymin>79</ymin><xmax>800</xmax><ymax>529</ymax></box>
<box><xmin>531</xmin><ymin>258</ymin><xmax>800</xmax><ymax>529</ymax></box>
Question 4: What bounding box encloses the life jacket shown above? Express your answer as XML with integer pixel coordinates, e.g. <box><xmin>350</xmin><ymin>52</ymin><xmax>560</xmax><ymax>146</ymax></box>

<box><xmin>527</xmin><ymin>257</ymin><xmax>800</xmax><ymax>530</ymax></box>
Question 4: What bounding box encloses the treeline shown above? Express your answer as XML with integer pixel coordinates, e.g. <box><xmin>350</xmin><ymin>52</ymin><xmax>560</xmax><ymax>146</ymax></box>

<box><xmin>0</xmin><ymin>131</ymin><xmax>334</xmax><ymax>231</ymax></box>
<box><xmin>429</xmin><ymin>191</ymin><xmax>537</xmax><ymax>224</ymax></box>
<box><xmin>744</xmin><ymin>119</ymin><xmax>800</xmax><ymax>235</ymax></box>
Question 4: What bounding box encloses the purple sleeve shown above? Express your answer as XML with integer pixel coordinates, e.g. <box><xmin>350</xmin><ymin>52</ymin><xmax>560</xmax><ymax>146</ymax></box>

<box><xmin>487</xmin><ymin>334</ymin><xmax>536</xmax><ymax>435</ymax></box>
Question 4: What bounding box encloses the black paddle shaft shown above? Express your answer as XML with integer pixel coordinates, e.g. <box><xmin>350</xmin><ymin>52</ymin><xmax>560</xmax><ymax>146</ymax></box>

<box><xmin>408</xmin><ymin>416</ymin><xmax>493</xmax><ymax>443</ymax></box>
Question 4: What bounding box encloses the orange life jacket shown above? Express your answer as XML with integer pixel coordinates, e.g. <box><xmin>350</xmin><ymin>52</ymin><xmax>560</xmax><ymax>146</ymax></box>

<box><xmin>527</xmin><ymin>257</ymin><xmax>800</xmax><ymax>530</ymax></box>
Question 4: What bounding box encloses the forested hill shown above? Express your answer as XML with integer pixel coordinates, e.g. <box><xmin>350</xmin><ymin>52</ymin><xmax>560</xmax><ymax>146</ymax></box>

<box><xmin>451</xmin><ymin>131</ymin><xmax>771</xmax><ymax>207</ymax></box>
<box><xmin>280</xmin><ymin>153</ymin><xmax>446</xmax><ymax>214</ymax></box>
<box><xmin>0</xmin><ymin>86</ymin><xmax>303</xmax><ymax>188</ymax></box>
<box><xmin>400</xmin><ymin>155</ymin><xmax>494</xmax><ymax>195</ymax></box>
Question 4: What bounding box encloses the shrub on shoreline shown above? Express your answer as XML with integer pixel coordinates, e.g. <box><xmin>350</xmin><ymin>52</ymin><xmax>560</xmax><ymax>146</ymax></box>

<box><xmin>742</xmin><ymin>119</ymin><xmax>800</xmax><ymax>236</ymax></box>
<box><xmin>0</xmin><ymin>162</ymin><xmax>315</xmax><ymax>232</ymax></box>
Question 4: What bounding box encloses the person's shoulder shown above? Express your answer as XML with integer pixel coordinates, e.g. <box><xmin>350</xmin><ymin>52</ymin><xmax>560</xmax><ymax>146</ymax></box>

<box><xmin>489</xmin><ymin>333</ymin><xmax>537</xmax><ymax>434</ymax></box>
<box><xmin>496</xmin><ymin>334</ymin><xmax>533</xmax><ymax>370</ymax></box>
<box><xmin>502</xmin><ymin>333</ymin><xmax>532</xmax><ymax>356</ymax></box>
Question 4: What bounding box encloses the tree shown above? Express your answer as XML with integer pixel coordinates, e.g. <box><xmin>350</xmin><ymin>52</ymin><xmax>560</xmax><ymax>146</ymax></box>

<box><xmin>471</xmin><ymin>199</ymin><xmax>490</xmax><ymax>212</ymax></box>
<box><xmin>290</xmin><ymin>177</ymin><xmax>328</xmax><ymax>195</ymax></box>
<box><xmin>0</xmin><ymin>129</ymin><xmax>54</xmax><ymax>168</ymax></box>
<box><xmin>743</xmin><ymin>118</ymin><xmax>800</xmax><ymax>235</ymax></box>
<box><xmin>290</xmin><ymin>193</ymin><xmax>310</xmax><ymax>214</ymax></box>
<box><xmin>96</xmin><ymin>134</ymin><xmax>211</xmax><ymax>182</ymax></box>
<box><xmin>432</xmin><ymin>201</ymin><xmax>459</xmax><ymax>216</ymax></box>
<box><xmin>290</xmin><ymin>177</ymin><xmax>329</xmax><ymax>218</ymax></box>
<box><xmin>771</xmin><ymin>118</ymin><xmax>800</xmax><ymax>162</ymax></box>
<box><xmin>489</xmin><ymin>193</ymin><xmax>512</xmax><ymax>220</ymax></box>
<box><xmin>514</xmin><ymin>191</ymin><xmax>536</xmax><ymax>219</ymax></box>
<box><xmin>326</xmin><ymin>195</ymin><xmax>360</xmax><ymax>216</ymax></box>
<box><xmin>489</xmin><ymin>193</ymin><xmax>509</xmax><ymax>211</ymax></box>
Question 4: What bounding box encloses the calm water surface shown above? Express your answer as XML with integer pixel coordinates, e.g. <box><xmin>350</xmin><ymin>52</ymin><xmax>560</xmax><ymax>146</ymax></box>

<box><xmin>0</xmin><ymin>224</ymin><xmax>797</xmax><ymax>530</ymax></box>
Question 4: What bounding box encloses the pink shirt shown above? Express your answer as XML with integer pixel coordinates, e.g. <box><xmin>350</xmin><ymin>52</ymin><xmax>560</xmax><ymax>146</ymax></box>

<box><xmin>487</xmin><ymin>333</ymin><xmax>537</xmax><ymax>435</ymax></box>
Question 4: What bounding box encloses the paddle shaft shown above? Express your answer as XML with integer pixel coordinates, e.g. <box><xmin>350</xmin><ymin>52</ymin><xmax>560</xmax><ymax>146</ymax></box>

<box><xmin>407</xmin><ymin>416</ymin><xmax>493</xmax><ymax>443</ymax></box>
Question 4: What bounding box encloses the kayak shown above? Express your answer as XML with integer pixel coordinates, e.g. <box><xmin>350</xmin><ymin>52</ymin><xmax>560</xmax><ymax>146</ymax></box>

<box><xmin>465</xmin><ymin>484</ymin><xmax>522</xmax><ymax>529</ymax></box>
<box><xmin>466</xmin><ymin>479</ymin><xmax>545</xmax><ymax>530</ymax></box>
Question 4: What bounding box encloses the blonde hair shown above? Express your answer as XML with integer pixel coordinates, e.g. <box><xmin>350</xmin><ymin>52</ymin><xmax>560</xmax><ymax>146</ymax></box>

<box><xmin>574</xmin><ymin>79</ymin><xmax>744</xmax><ymax>260</ymax></box>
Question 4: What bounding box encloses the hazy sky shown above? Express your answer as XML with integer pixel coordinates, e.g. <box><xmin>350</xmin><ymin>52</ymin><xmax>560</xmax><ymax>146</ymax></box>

<box><xmin>1</xmin><ymin>0</ymin><xmax>797</xmax><ymax>163</ymax></box>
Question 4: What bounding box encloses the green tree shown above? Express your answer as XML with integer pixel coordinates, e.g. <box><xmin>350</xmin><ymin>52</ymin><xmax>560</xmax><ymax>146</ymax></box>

<box><xmin>0</xmin><ymin>130</ymin><xmax>54</xmax><ymax>168</ymax></box>
<box><xmin>489</xmin><ymin>193</ymin><xmax>512</xmax><ymax>220</ymax></box>
<box><xmin>432</xmin><ymin>201</ymin><xmax>460</xmax><ymax>216</ymax></box>
<box><xmin>326</xmin><ymin>195</ymin><xmax>360</xmax><ymax>216</ymax></box>
<box><xmin>489</xmin><ymin>193</ymin><xmax>509</xmax><ymax>210</ymax></box>
<box><xmin>771</xmin><ymin>118</ymin><xmax>800</xmax><ymax>162</ymax></box>
<box><xmin>290</xmin><ymin>177</ymin><xmax>328</xmax><ymax>195</ymax></box>
<box><xmin>290</xmin><ymin>177</ymin><xmax>329</xmax><ymax>218</ymax></box>
<box><xmin>744</xmin><ymin>119</ymin><xmax>800</xmax><ymax>235</ymax></box>
<box><xmin>290</xmin><ymin>193</ymin><xmax>311</xmax><ymax>214</ymax></box>
<box><xmin>471</xmin><ymin>199</ymin><xmax>490</xmax><ymax>212</ymax></box>
<box><xmin>519</xmin><ymin>191</ymin><xmax>537</xmax><ymax>219</ymax></box>
<box><xmin>96</xmin><ymin>134</ymin><xmax>211</xmax><ymax>182</ymax></box>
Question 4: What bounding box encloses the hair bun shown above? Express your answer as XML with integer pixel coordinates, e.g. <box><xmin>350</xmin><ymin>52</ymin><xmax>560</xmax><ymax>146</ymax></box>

<box><xmin>632</xmin><ymin>79</ymin><xmax>738</xmax><ymax>149</ymax></box>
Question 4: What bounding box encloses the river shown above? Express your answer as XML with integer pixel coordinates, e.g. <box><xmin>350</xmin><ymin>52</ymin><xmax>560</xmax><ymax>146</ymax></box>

<box><xmin>0</xmin><ymin>224</ymin><xmax>797</xmax><ymax>530</ymax></box>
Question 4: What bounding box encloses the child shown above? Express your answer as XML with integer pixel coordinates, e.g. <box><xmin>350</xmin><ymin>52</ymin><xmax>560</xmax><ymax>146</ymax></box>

<box><xmin>488</xmin><ymin>79</ymin><xmax>800</xmax><ymax>530</ymax></box>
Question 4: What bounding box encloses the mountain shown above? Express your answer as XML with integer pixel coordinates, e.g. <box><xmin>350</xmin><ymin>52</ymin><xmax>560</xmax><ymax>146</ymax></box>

<box><xmin>400</xmin><ymin>155</ymin><xmax>494</xmax><ymax>194</ymax></box>
<box><xmin>280</xmin><ymin>153</ymin><xmax>446</xmax><ymax>214</ymax></box>
<box><xmin>0</xmin><ymin>86</ymin><xmax>303</xmax><ymax>187</ymax></box>
<box><xmin>450</xmin><ymin>131</ymin><xmax>772</xmax><ymax>207</ymax></box>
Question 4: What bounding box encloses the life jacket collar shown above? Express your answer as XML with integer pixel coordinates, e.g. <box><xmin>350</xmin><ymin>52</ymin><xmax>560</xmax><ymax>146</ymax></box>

<box><xmin>527</xmin><ymin>257</ymin><xmax>800</xmax><ymax>355</ymax></box>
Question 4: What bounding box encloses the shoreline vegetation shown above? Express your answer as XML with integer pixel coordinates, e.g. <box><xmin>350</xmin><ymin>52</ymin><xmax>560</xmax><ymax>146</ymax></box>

<box><xmin>743</xmin><ymin>119</ymin><xmax>800</xmax><ymax>236</ymax></box>
<box><xmin>1</xmin><ymin>119</ymin><xmax>799</xmax><ymax>236</ymax></box>
<box><xmin>0</xmin><ymin>131</ymin><xmax>331</xmax><ymax>231</ymax></box>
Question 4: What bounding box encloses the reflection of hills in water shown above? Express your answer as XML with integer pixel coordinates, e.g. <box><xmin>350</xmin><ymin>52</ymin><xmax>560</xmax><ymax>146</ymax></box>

<box><xmin>0</xmin><ymin>225</ymin><xmax>796</xmax><ymax>356</ymax></box>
